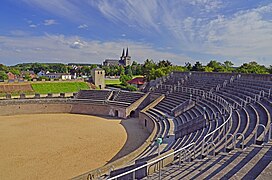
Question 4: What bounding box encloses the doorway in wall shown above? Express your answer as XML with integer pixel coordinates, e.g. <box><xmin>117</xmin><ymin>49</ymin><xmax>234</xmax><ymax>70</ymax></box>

<box><xmin>115</xmin><ymin>110</ymin><xmax>119</xmax><ymax>117</ymax></box>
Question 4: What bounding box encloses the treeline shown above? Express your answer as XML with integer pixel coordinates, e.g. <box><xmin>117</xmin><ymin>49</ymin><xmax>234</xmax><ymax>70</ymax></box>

<box><xmin>186</xmin><ymin>61</ymin><xmax>272</xmax><ymax>74</ymax></box>
<box><xmin>1</xmin><ymin>60</ymin><xmax>271</xmax><ymax>82</ymax></box>
<box><xmin>13</xmin><ymin>63</ymin><xmax>68</xmax><ymax>74</ymax></box>
<box><xmin>143</xmin><ymin>60</ymin><xmax>272</xmax><ymax>81</ymax></box>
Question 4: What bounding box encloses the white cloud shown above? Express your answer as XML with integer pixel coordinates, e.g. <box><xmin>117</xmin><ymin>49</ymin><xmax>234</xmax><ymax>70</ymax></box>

<box><xmin>29</xmin><ymin>24</ymin><xmax>37</xmax><ymax>28</ymax></box>
<box><xmin>43</xmin><ymin>19</ymin><xmax>57</xmax><ymax>26</ymax></box>
<box><xmin>198</xmin><ymin>4</ymin><xmax>272</xmax><ymax>59</ymax></box>
<box><xmin>78</xmin><ymin>24</ymin><xmax>88</xmax><ymax>29</ymax></box>
<box><xmin>69</xmin><ymin>40</ymin><xmax>86</xmax><ymax>49</ymax></box>
<box><xmin>0</xmin><ymin>34</ymin><xmax>190</xmax><ymax>65</ymax></box>
<box><xmin>189</xmin><ymin>0</ymin><xmax>222</xmax><ymax>12</ymax></box>
<box><xmin>92</xmin><ymin>0</ymin><xmax>161</xmax><ymax>32</ymax></box>
<box><xmin>22</xmin><ymin>0</ymin><xmax>86</xmax><ymax>22</ymax></box>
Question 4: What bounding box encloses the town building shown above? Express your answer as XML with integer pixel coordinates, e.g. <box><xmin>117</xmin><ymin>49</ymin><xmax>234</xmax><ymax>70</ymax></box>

<box><xmin>7</xmin><ymin>72</ymin><xmax>16</xmax><ymax>80</ymax></box>
<box><xmin>37</xmin><ymin>71</ymin><xmax>71</xmax><ymax>80</ymax></box>
<box><xmin>127</xmin><ymin>77</ymin><xmax>145</xmax><ymax>88</ymax></box>
<box><xmin>21</xmin><ymin>71</ymin><xmax>36</xmax><ymax>79</ymax></box>
<box><xmin>103</xmin><ymin>48</ymin><xmax>131</xmax><ymax>67</ymax></box>
<box><xmin>45</xmin><ymin>73</ymin><xmax>71</xmax><ymax>80</ymax></box>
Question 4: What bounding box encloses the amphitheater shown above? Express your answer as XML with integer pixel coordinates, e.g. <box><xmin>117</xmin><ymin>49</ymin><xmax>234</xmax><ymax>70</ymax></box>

<box><xmin>0</xmin><ymin>71</ymin><xmax>272</xmax><ymax>180</ymax></box>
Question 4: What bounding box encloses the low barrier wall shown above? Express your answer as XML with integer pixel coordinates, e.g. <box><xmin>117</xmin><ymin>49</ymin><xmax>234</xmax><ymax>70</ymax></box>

<box><xmin>170</xmin><ymin>100</ymin><xmax>195</xmax><ymax>117</ymax></box>
<box><xmin>0</xmin><ymin>99</ymin><xmax>126</xmax><ymax>118</ymax></box>
<box><xmin>71</xmin><ymin>103</ymin><xmax>111</xmax><ymax>116</ymax></box>
<box><xmin>175</xmin><ymin>115</ymin><xmax>207</xmax><ymax>139</ymax></box>
<box><xmin>0</xmin><ymin>99</ymin><xmax>72</xmax><ymax>115</ymax></box>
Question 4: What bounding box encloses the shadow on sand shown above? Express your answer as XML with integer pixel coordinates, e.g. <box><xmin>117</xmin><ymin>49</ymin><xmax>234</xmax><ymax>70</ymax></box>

<box><xmin>106</xmin><ymin>118</ymin><xmax>149</xmax><ymax>164</ymax></box>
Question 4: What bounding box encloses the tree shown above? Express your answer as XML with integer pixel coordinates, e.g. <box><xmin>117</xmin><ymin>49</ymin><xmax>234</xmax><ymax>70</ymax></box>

<box><xmin>81</xmin><ymin>66</ymin><xmax>91</xmax><ymax>76</ymax></box>
<box><xmin>158</xmin><ymin>60</ymin><xmax>172</xmax><ymax>68</ymax></box>
<box><xmin>267</xmin><ymin>65</ymin><xmax>272</xmax><ymax>74</ymax></box>
<box><xmin>0</xmin><ymin>64</ymin><xmax>8</xmax><ymax>72</ymax></box>
<box><xmin>132</xmin><ymin>61</ymin><xmax>138</xmax><ymax>66</ymax></box>
<box><xmin>118</xmin><ymin>66</ymin><xmax>125</xmax><ymax>75</ymax></box>
<box><xmin>24</xmin><ymin>73</ymin><xmax>32</xmax><ymax>81</ymax></box>
<box><xmin>154</xmin><ymin>68</ymin><xmax>166</xmax><ymax>78</ymax></box>
<box><xmin>143</xmin><ymin>59</ymin><xmax>156</xmax><ymax>79</ymax></box>
<box><xmin>135</xmin><ymin>64</ymin><xmax>143</xmax><ymax>75</ymax></box>
<box><xmin>185</xmin><ymin>62</ymin><xmax>192</xmax><ymax>71</ymax></box>
<box><xmin>48</xmin><ymin>63</ymin><xmax>67</xmax><ymax>73</ymax></box>
<box><xmin>192</xmin><ymin>61</ymin><xmax>204</xmax><ymax>71</ymax></box>
<box><xmin>9</xmin><ymin>68</ymin><xmax>21</xmax><ymax>76</ymax></box>
<box><xmin>30</xmin><ymin>63</ymin><xmax>47</xmax><ymax>74</ymax></box>
<box><xmin>223</xmin><ymin>61</ymin><xmax>234</xmax><ymax>72</ymax></box>
<box><xmin>102</xmin><ymin>66</ymin><xmax>110</xmax><ymax>76</ymax></box>
<box><xmin>206</xmin><ymin>60</ymin><xmax>224</xmax><ymax>72</ymax></box>
<box><xmin>236</xmin><ymin>61</ymin><xmax>268</xmax><ymax>74</ymax></box>
<box><xmin>0</xmin><ymin>71</ymin><xmax>8</xmax><ymax>80</ymax></box>
<box><xmin>120</xmin><ymin>73</ymin><xmax>132</xmax><ymax>85</ymax></box>
<box><xmin>204</xmin><ymin>66</ymin><xmax>214</xmax><ymax>72</ymax></box>
<box><xmin>125</xmin><ymin>66</ymin><xmax>133</xmax><ymax>78</ymax></box>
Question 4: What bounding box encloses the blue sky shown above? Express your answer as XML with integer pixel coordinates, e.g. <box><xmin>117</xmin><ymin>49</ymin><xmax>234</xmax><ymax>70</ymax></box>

<box><xmin>0</xmin><ymin>0</ymin><xmax>272</xmax><ymax>66</ymax></box>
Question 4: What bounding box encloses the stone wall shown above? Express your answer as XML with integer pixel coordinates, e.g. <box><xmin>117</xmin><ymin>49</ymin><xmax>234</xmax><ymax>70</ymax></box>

<box><xmin>139</xmin><ymin>111</ymin><xmax>156</xmax><ymax>134</ymax></box>
<box><xmin>126</xmin><ymin>92</ymin><xmax>150</xmax><ymax>117</ymax></box>
<box><xmin>0</xmin><ymin>103</ymin><xmax>72</xmax><ymax>116</ymax></box>
<box><xmin>172</xmin><ymin>71</ymin><xmax>272</xmax><ymax>81</ymax></box>
<box><xmin>71</xmin><ymin>103</ymin><xmax>111</xmax><ymax>116</ymax></box>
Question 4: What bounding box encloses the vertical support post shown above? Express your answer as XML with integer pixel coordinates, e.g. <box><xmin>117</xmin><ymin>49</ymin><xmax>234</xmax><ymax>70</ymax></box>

<box><xmin>269</xmin><ymin>123</ymin><xmax>272</xmax><ymax>141</ymax></box>
<box><xmin>159</xmin><ymin>160</ymin><xmax>161</xmax><ymax>180</ymax></box>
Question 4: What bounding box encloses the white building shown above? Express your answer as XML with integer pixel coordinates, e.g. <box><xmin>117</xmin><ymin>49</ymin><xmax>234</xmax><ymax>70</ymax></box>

<box><xmin>46</xmin><ymin>73</ymin><xmax>72</xmax><ymax>80</ymax></box>
<box><xmin>37</xmin><ymin>71</ymin><xmax>71</xmax><ymax>80</ymax></box>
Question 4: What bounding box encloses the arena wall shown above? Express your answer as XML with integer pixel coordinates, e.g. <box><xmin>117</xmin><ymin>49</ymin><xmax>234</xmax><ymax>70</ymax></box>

<box><xmin>0</xmin><ymin>99</ymin><xmax>127</xmax><ymax>118</ymax></box>
<box><xmin>71</xmin><ymin>103</ymin><xmax>111</xmax><ymax>116</ymax></box>
<box><xmin>0</xmin><ymin>102</ymin><xmax>72</xmax><ymax>116</ymax></box>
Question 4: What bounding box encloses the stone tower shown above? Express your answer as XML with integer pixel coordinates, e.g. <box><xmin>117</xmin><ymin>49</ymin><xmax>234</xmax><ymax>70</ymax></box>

<box><xmin>91</xmin><ymin>68</ymin><xmax>105</xmax><ymax>89</ymax></box>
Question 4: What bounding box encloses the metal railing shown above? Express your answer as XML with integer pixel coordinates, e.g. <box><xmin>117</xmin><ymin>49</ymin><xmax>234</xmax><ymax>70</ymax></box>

<box><xmin>225</xmin><ymin>133</ymin><xmax>235</xmax><ymax>152</ymax></box>
<box><xmin>201</xmin><ymin>94</ymin><xmax>232</xmax><ymax>157</ymax></box>
<box><xmin>235</xmin><ymin>133</ymin><xmax>245</xmax><ymax>150</ymax></box>
<box><xmin>107</xmin><ymin>143</ymin><xmax>196</xmax><ymax>180</ymax></box>
<box><xmin>254</xmin><ymin>124</ymin><xmax>266</xmax><ymax>145</ymax></box>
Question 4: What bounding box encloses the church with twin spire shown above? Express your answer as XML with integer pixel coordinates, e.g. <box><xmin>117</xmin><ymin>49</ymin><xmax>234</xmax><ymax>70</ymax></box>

<box><xmin>103</xmin><ymin>48</ymin><xmax>131</xmax><ymax>67</ymax></box>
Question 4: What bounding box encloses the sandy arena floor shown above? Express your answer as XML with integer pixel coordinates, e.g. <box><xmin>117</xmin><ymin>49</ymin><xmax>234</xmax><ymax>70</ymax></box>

<box><xmin>0</xmin><ymin>114</ymin><xmax>149</xmax><ymax>180</ymax></box>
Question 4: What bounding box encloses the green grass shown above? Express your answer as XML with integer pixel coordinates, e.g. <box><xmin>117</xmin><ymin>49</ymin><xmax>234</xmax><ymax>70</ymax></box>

<box><xmin>31</xmin><ymin>82</ymin><xmax>90</xmax><ymax>94</ymax></box>
<box><xmin>105</xmin><ymin>79</ymin><xmax>121</xmax><ymax>85</ymax></box>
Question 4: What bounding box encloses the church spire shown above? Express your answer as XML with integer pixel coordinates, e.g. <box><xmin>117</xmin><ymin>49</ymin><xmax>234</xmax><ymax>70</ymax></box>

<box><xmin>121</xmin><ymin>48</ymin><xmax>125</xmax><ymax>57</ymax></box>
<box><xmin>126</xmin><ymin>47</ymin><xmax>129</xmax><ymax>57</ymax></box>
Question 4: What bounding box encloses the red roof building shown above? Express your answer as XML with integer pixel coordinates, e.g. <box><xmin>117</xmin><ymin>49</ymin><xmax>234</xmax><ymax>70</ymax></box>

<box><xmin>7</xmin><ymin>72</ymin><xmax>16</xmax><ymax>80</ymax></box>
<box><xmin>127</xmin><ymin>77</ymin><xmax>145</xmax><ymax>88</ymax></box>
